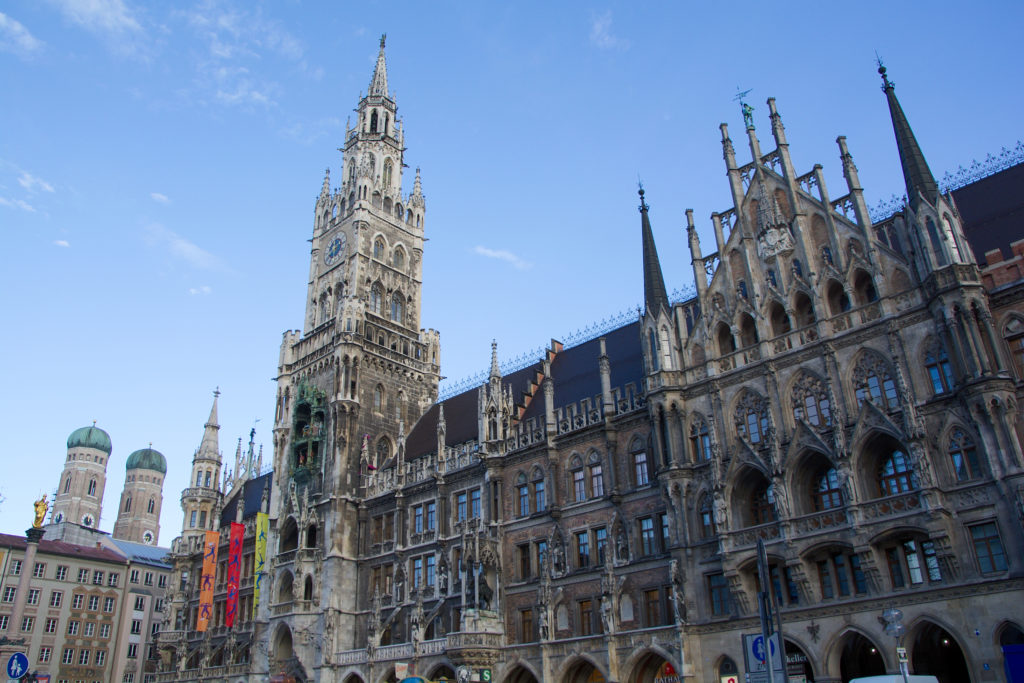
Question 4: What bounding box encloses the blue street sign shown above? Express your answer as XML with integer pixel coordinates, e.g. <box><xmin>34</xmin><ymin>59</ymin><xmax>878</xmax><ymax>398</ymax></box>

<box><xmin>6</xmin><ymin>652</ymin><xmax>29</xmax><ymax>679</ymax></box>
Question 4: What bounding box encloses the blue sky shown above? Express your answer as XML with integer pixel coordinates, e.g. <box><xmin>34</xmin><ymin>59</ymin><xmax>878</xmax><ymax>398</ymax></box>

<box><xmin>1</xmin><ymin>0</ymin><xmax>1021</xmax><ymax>538</ymax></box>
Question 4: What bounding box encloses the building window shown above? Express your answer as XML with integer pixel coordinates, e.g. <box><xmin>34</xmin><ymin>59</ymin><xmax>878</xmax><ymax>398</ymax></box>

<box><xmin>88</xmin><ymin>595</ymin><xmax>99</xmax><ymax>610</ymax></box>
<box><xmin>10</xmin><ymin>560</ymin><xmax>22</xmax><ymax>576</ymax></box>
<box><xmin>576</xmin><ymin>531</ymin><xmax>590</xmax><ymax>568</ymax></box>
<box><xmin>470</xmin><ymin>489</ymin><xmax>481</xmax><ymax>518</ymax></box>
<box><xmin>520</xmin><ymin>608</ymin><xmax>534</xmax><ymax>642</ymax></box>
<box><xmin>690</xmin><ymin>419</ymin><xmax>712</xmax><ymax>461</ymax></box>
<box><xmin>88</xmin><ymin>478</ymin><xmax>97</xmax><ymax>496</ymax></box>
<box><xmin>78</xmin><ymin>649</ymin><xmax>90</xmax><ymax>665</ymax></box>
<box><xmin>78</xmin><ymin>567</ymin><xmax>89</xmax><ymax>582</ymax></box>
<box><xmin>885</xmin><ymin>539</ymin><xmax>942</xmax><ymax>588</ymax></box>
<box><xmin>373</xmin><ymin>238</ymin><xmax>385</xmax><ymax>260</ymax></box>
<box><xmin>134</xmin><ymin>596</ymin><xmax>146</xmax><ymax>611</ymax></box>
<box><xmin>130</xmin><ymin>569</ymin><xmax>139</xmax><ymax>583</ymax></box>
<box><xmin>536</xmin><ymin>540</ymin><xmax>548</xmax><ymax>574</ymax></box>
<box><xmin>589</xmin><ymin>463</ymin><xmax>605</xmax><ymax>498</ymax></box>
<box><xmin>751</xmin><ymin>482</ymin><xmax>777</xmax><ymax>525</ymax></box>
<box><xmin>50</xmin><ymin>591</ymin><xmax>62</xmax><ymax>608</ymax></box>
<box><xmin>100</xmin><ymin>623</ymin><xmax>111</xmax><ymax>638</ymax></box>
<box><xmin>455</xmin><ymin>492</ymin><xmax>467</xmax><ymax>522</ymax></box>
<box><xmin>72</xmin><ymin>594</ymin><xmax>83</xmax><ymax>609</ymax></box>
<box><xmin>735</xmin><ymin>392</ymin><xmax>769</xmax><ymax>445</ymax></box>
<box><xmin>124</xmin><ymin>673</ymin><xmax>135</xmax><ymax>683</ymax></box>
<box><xmin>578</xmin><ymin>599</ymin><xmax>594</xmax><ymax>636</ymax></box>
<box><xmin>425</xmin><ymin>501</ymin><xmax>436</xmax><ymax>530</ymax></box>
<box><xmin>412</xmin><ymin>557</ymin><xmax>423</xmax><ymax>589</ymax></box>
<box><xmin>55</xmin><ymin>565</ymin><xmax>68</xmax><ymax>581</ymax></box>
<box><xmin>38</xmin><ymin>647</ymin><xmax>51</xmax><ymax>663</ymax></box>
<box><xmin>68</xmin><ymin>621</ymin><xmax>80</xmax><ymax>635</ymax></box>
<box><xmin>660</xmin><ymin>513</ymin><xmax>671</xmax><ymax>552</ymax></box>
<box><xmin>634</xmin><ymin>447</ymin><xmax>649</xmax><ymax>487</ymax></box>
<box><xmin>854</xmin><ymin>355</ymin><xmax>900</xmax><ymax>410</ymax></box>
<box><xmin>144</xmin><ymin>572</ymin><xmax>153</xmax><ymax>586</ymax></box>
<box><xmin>639</xmin><ymin>517</ymin><xmax>656</xmax><ymax>557</ymax></box>
<box><xmin>95</xmin><ymin>650</ymin><xmax>106</xmax><ymax>666</ymax></box>
<box><xmin>879</xmin><ymin>449</ymin><xmax>916</xmax><ymax>496</ymax></box>
<box><xmin>518</xmin><ymin>544</ymin><xmax>531</xmax><ymax>579</ymax></box>
<box><xmin>104</xmin><ymin>597</ymin><xmax>115</xmax><ymax>612</ymax></box>
<box><xmin>812</xmin><ymin>467</ymin><xmax>844</xmax><ymax>511</ymax></box>
<box><xmin>572</xmin><ymin>467</ymin><xmax>586</xmax><ymax>502</ymax></box>
<box><xmin>1</xmin><ymin>587</ymin><xmax>14</xmax><ymax>603</ymax></box>
<box><xmin>26</xmin><ymin>589</ymin><xmax>39</xmax><ymax>605</ymax></box>
<box><xmin>370</xmin><ymin>284</ymin><xmax>384</xmax><ymax>316</ymax></box>
<box><xmin>595</xmin><ymin>527</ymin><xmax>608</xmax><ymax>565</ymax></box>
<box><xmin>127</xmin><ymin>643</ymin><xmax>138</xmax><ymax>659</ymax></box>
<box><xmin>84</xmin><ymin>622</ymin><xmax>94</xmax><ymax>637</ymax></box>
<box><xmin>925</xmin><ymin>344</ymin><xmax>955</xmax><ymax>394</ymax></box>
<box><xmin>390</xmin><ymin>293</ymin><xmax>404</xmax><ymax>322</ymax></box>
<box><xmin>21</xmin><ymin>616</ymin><xmax>33</xmax><ymax>632</ymax></box>
<box><xmin>517</xmin><ymin>474</ymin><xmax>529</xmax><ymax>517</ymax></box>
<box><xmin>63</xmin><ymin>648</ymin><xmax>75</xmax><ymax>665</ymax></box>
<box><xmin>33</xmin><ymin>562</ymin><xmax>45</xmax><ymax>578</ymax></box>
<box><xmin>158</xmin><ymin>574</ymin><xmax>167</xmax><ymax>588</ymax></box>
<box><xmin>708</xmin><ymin>573</ymin><xmax>732</xmax><ymax>616</ymax></box>
<box><xmin>108</xmin><ymin>572</ymin><xmax>119</xmax><ymax>587</ymax></box>
<box><xmin>949</xmin><ymin>429</ymin><xmax>982</xmax><ymax>481</ymax></box>
<box><xmin>643</xmin><ymin>588</ymin><xmax>661</xmax><ymax>627</ymax></box>
<box><xmin>0</xmin><ymin>615</ymin><xmax>7</xmax><ymax>630</ymax></box>
<box><xmin>414</xmin><ymin>505</ymin><xmax>424</xmax><ymax>533</ymax></box>
<box><xmin>45</xmin><ymin>618</ymin><xmax>57</xmax><ymax>633</ymax></box>
<box><xmin>92</xmin><ymin>570</ymin><xmax>104</xmax><ymax>585</ymax></box>
<box><xmin>817</xmin><ymin>553</ymin><xmax>866</xmax><ymax>599</ymax></box>
<box><xmin>425</xmin><ymin>555</ymin><xmax>435</xmax><ymax>586</ymax></box>
<box><xmin>699</xmin><ymin>496</ymin><xmax>715</xmax><ymax>539</ymax></box>
<box><xmin>534</xmin><ymin>478</ymin><xmax>546</xmax><ymax>512</ymax></box>
<box><xmin>792</xmin><ymin>374</ymin><xmax>832</xmax><ymax>427</ymax></box>
<box><xmin>971</xmin><ymin>522</ymin><xmax>1008</xmax><ymax>574</ymax></box>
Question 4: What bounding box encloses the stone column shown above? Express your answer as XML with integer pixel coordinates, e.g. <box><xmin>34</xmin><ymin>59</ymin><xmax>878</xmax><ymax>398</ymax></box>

<box><xmin>1</xmin><ymin>527</ymin><xmax>44</xmax><ymax>663</ymax></box>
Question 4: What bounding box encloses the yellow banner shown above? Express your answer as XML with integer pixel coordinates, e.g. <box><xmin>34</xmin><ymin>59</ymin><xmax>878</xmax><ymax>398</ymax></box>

<box><xmin>197</xmin><ymin>530</ymin><xmax>219</xmax><ymax>632</ymax></box>
<box><xmin>253</xmin><ymin>512</ymin><xmax>269</xmax><ymax>619</ymax></box>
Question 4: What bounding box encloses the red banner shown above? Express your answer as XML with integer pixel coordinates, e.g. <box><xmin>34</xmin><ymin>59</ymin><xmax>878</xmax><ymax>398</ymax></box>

<box><xmin>226</xmin><ymin>522</ymin><xmax>243</xmax><ymax>627</ymax></box>
<box><xmin>197</xmin><ymin>531</ymin><xmax>219</xmax><ymax>632</ymax></box>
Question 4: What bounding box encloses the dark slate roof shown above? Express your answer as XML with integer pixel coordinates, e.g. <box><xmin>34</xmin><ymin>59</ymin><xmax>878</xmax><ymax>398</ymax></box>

<box><xmin>953</xmin><ymin>161</ymin><xmax>1024</xmax><ymax>264</ymax></box>
<box><xmin>218</xmin><ymin>471</ymin><xmax>273</xmax><ymax>528</ymax></box>
<box><xmin>405</xmin><ymin>321</ymin><xmax>643</xmax><ymax>459</ymax></box>
<box><xmin>883</xmin><ymin>74</ymin><xmax>939</xmax><ymax>210</ymax></box>
<box><xmin>110</xmin><ymin>539</ymin><xmax>172</xmax><ymax>568</ymax></box>
<box><xmin>0</xmin><ymin>533</ymin><xmax>127</xmax><ymax>565</ymax></box>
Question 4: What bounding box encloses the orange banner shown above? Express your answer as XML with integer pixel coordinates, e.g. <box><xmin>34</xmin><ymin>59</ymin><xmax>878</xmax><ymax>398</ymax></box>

<box><xmin>197</xmin><ymin>530</ymin><xmax>219</xmax><ymax>632</ymax></box>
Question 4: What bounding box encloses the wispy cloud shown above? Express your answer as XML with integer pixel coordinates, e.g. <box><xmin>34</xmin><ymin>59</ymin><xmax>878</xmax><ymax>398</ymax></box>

<box><xmin>18</xmin><ymin>171</ymin><xmax>55</xmax><ymax>193</ymax></box>
<box><xmin>48</xmin><ymin>0</ymin><xmax>142</xmax><ymax>35</ymax></box>
<box><xmin>0</xmin><ymin>197</ymin><xmax>36</xmax><ymax>212</ymax></box>
<box><xmin>144</xmin><ymin>223</ymin><xmax>226</xmax><ymax>271</ymax></box>
<box><xmin>189</xmin><ymin>285</ymin><xmax>212</xmax><ymax>295</ymax></box>
<box><xmin>0</xmin><ymin>12</ymin><xmax>44</xmax><ymax>59</ymax></box>
<box><xmin>150</xmin><ymin>192</ymin><xmax>170</xmax><ymax>204</ymax></box>
<box><xmin>473</xmin><ymin>245</ymin><xmax>532</xmax><ymax>270</ymax></box>
<box><xmin>589</xmin><ymin>10</ymin><xmax>629</xmax><ymax>51</ymax></box>
<box><xmin>54</xmin><ymin>239</ymin><xmax>70</xmax><ymax>247</ymax></box>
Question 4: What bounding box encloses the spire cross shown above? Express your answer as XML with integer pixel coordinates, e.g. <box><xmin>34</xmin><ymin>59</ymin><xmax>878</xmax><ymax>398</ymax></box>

<box><xmin>637</xmin><ymin>180</ymin><xmax>648</xmax><ymax>212</ymax></box>
<box><xmin>876</xmin><ymin>53</ymin><xmax>893</xmax><ymax>89</ymax></box>
<box><xmin>380</xmin><ymin>34</ymin><xmax>386</xmax><ymax>50</ymax></box>
<box><xmin>214</xmin><ymin>387</ymin><xmax>221</xmax><ymax>398</ymax></box>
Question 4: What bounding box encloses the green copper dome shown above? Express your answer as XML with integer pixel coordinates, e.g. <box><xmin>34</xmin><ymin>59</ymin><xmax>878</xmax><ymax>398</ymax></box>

<box><xmin>67</xmin><ymin>425</ymin><xmax>112</xmax><ymax>454</ymax></box>
<box><xmin>126</xmin><ymin>447</ymin><xmax>167</xmax><ymax>474</ymax></box>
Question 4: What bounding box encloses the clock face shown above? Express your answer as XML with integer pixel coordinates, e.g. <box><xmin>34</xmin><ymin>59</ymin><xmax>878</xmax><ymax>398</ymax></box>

<box><xmin>143</xmin><ymin>530</ymin><xmax>154</xmax><ymax>545</ymax></box>
<box><xmin>81</xmin><ymin>513</ymin><xmax>95</xmax><ymax>528</ymax></box>
<box><xmin>324</xmin><ymin>233</ymin><xmax>347</xmax><ymax>266</ymax></box>
<box><xmin>54</xmin><ymin>512</ymin><xmax>64</xmax><ymax>523</ymax></box>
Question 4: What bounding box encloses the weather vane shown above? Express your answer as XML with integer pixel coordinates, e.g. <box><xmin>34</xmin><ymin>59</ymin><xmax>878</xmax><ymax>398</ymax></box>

<box><xmin>734</xmin><ymin>86</ymin><xmax>755</xmax><ymax>130</ymax></box>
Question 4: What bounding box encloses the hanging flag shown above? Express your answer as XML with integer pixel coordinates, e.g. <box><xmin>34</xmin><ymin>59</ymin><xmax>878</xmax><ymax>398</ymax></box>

<box><xmin>226</xmin><ymin>522</ymin><xmax>243</xmax><ymax>627</ymax></box>
<box><xmin>253</xmin><ymin>512</ymin><xmax>269</xmax><ymax>619</ymax></box>
<box><xmin>197</xmin><ymin>530</ymin><xmax>219</xmax><ymax>632</ymax></box>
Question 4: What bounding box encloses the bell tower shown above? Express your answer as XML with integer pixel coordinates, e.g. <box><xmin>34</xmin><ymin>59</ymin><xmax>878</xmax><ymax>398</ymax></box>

<box><xmin>266</xmin><ymin>36</ymin><xmax>442</xmax><ymax>661</ymax></box>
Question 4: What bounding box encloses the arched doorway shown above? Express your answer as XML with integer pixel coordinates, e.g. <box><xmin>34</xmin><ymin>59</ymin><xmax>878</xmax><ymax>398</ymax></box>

<box><xmin>784</xmin><ymin>640</ymin><xmax>815</xmax><ymax>682</ymax></box>
<box><xmin>911</xmin><ymin>622</ymin><xmax>970</xmax><ymax>683</ymax></box>
<box><xmin>630</xmin><ymin>651</ymin><xmax>680</xmax><ymax>683</ymax></box>
<box><xmin>839</xmin><ymin>632</ymin><xmax>885</xmax><ymax>681</ymax></box>
<box><xmin>505</xmin><ymin>664</ymin><xmax>540</xmax><ymax>683</ymax></box>
<box><xmin>563</xmin><ymin>658</ymin><xmax>606</xmax><ymax>683</ymax></box>
<box><xmin>430</xmin><ymin>664</ymin><xmax>457</xmax><ymax>681</ymax></box>
<box><xmin>342</xmin><ymin>676</ymin><xmax>365</xmax><ymax>683</ymax></box>
<box><xmin>999</xmin><ymin>623</ymin><xmax>1024</xmax><ymax>683</ymax></box>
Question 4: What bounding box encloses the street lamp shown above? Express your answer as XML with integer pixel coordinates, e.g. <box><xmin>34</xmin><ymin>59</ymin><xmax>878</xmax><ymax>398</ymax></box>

<box><xmin>882</xmin><ymin>607</ymin><xmax>909</xmax><ymax>683</ymax></box>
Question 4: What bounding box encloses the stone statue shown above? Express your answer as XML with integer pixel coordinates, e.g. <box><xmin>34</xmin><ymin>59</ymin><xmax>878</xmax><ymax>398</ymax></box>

<box><xmin>33</xmin><ymin>495</ymin><xmax>48</xmax><ymax>528</ymax></box>
<box><xmin>908</xmin><ymin>443</ymin><xmax>934</xmax><ymax>488</ymax></box>
<box><xmin>600</xmin><ymin>594</ymin><xmax>614</xmax><ymax>634</ymax></box>
<box><xmin>713</xmin><ymin>490</ymin><xmax>729</xmax><ymax>530</ymax></box>
<box><xmin>438</xmin><ymin>559</ymin><xmax>449</xmax><ymax>594</ymax></box>
<box><xmin>670</xmin><ymin>559</ymin><xmax>687</xmax><ymax>625</ymax></box>
<box><xmin>538</xmin><ymin>607</ymin><xmax>549</xmax><ymax>640</ymax></box>
<box><xmin>615</xmin><ymin>525</ymin><xmax>628</xmax><ymax>563</ymax></box>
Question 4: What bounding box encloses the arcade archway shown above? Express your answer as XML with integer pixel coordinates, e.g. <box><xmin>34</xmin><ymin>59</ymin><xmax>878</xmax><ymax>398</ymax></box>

<box><xmin>911</xmin><ymin>622</ymin><xmax>970</xmax><ymax>683</ymax></box>
<box><xmin>505</xmin><ymin>664</ymin><xmax>540</xmax><ymax>683</ymax></box>
<box><xmin>563</xmin><ymin>658</ymin><xmax>607</xmax><ymax>683</ymax></box>
<box><xmin>429</xmin><ymin>664</ymin><xmax>457</xmax><ymax>680</ymax></box>
<box><xmin>630</xmin><ymin>651</ymin><xmax>680</xmax><ymax>683</ymax></box>
<box><xmin>838</xmin><ymin>632</ymin><xmax>885</xmax><ymax>681</ymax></box>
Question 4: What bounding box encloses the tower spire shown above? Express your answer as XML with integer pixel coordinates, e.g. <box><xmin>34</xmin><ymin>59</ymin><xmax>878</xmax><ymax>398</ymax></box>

<box><xmin>639</xmin><ymin>186</ymin><xmax>670</xmax><ymax>314</ymax></box>
<box><xmin>199</xmin><ymin>389</ymin><xmax>220</xmax><ymax>459</ymax></box>
<box><xmin>368</xmin><ymin>34</ymin><xmax>389</xmax><ymax>98</ymax></box>
<box><xmin>878</xmin><ymin>62</ymin><xmax>939</xmax><ymax>210</ymax></box>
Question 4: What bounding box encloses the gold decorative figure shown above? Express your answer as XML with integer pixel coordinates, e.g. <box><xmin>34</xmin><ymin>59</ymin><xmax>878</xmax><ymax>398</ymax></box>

<box><xmin>32</xmin><ymin>495</ymin><xmax>48</xmax><ymax>529</ymax></box>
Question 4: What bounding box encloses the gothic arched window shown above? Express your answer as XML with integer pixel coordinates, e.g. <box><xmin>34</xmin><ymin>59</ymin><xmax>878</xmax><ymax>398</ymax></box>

<box><xmin>147</xmin><ymin>498</ymin><xmax>155</xmax><ymax>514</ymax></box>
<box><xmin>791</xmin><ymin>373</ymin><xmax>832</xmax><ymax>428</ymax></box>
<box><xmin>751</xmin><ymin>482</ymin><xmax>776</xmax><ymax>525</ymax></box>
<box><xmin>516</xmin><ymin>472</ymin><xmax>529</xmax><ymax>518</ymax></box>
<box><xmin>383</xmin><ymin>159</ymin><xmax>393</xmax><ymax>188</ymax></box>
<box><xmin>812</xmin><ymin>467</ymin><xmax>843</xmax><ymax>511</ymax></box>
<box><xmin>124</xmin><ymin>496</ymin><xmax>132</xmax><ymax>512</ymax></box>
<box><xmin>648</xmin><ymin>329</ymin><xmax>659</xmax><ymax>372</ymax></box>
<box><xmin>735</xmin><ymin>392</ymin><xmax>769</xmax><ymax>444</ymax></box>
<box><xmin>373</xmin><ymin>237</ymin><xmax>385</xmax><ymax>260</ymax></box>
<box><xmin>699</xmin><ymin>494</ymin><xmax>715</xmax><ymax>539</ymax></box>
<box><xmin>853</xmin><ymin>354</ymin><xmax>900</xmax><ymax>411</ymax></box>
<box><xmin>373</xmin><ymin>384</ymin><xmax>385</xmax><ymax>412</ymax></box>
<box><xmin>393</xmin><ymin>246</ymin><xmax>405</xmax><ymax>269</ymax></box>
<box><xmin>689</xmin><ymin>418</ymin><xmax>712</xmax><ymax>462</ymax></box>
<box><xmin>878</xmin><ymin>449</ymin><xmax>916</xmax><ymax>496</ymax></box>
<box><xmin>926</xmin><ymin>218</ymin><xmax>947</xmax><ymax>266</ymax></box>
<box><xmin>63</xmin><ymin>476</ymin><xmax>72</xmax><ymax>494</ymax></box>
<box><xmin>88</xmin><ymin>478</ymin><xmax>97</xmax><ymax>496</ymax></box>
<box><xmin>370</xmin><ymin>284</ymin><xmax>384</xmax><ymax>315</ymax></box>
<box><xmin>390</xmin><ymin>294</ymin><xmax>404</xmax><ymax>323</ymax></box>
<box><xmin>924</xmin><ymin>341</ymin><xmax>955</xmax><ymax>395</ymax></box>
<box><xmin>949</xmin><ymin>428</ymin><xmax>981</xmax><ymax>481</ymax></box>
<box><xmin>375</xmin><ymin>438</ymin><xmax>391</xmax><ymax>467</ymax></box>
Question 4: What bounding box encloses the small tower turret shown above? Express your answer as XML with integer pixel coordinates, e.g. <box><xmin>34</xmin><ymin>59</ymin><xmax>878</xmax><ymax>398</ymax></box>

<box><xmin>181</xmin><ymin>390</ymin><xmax>224</xmax><ymax>544</ymax></box>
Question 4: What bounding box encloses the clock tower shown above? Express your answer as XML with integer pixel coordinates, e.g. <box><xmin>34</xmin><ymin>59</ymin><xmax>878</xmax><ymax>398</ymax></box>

<box><xmin>265</xmin><ymin>35</ymin><xmax>441</xmax><ymax>668</ymax></box>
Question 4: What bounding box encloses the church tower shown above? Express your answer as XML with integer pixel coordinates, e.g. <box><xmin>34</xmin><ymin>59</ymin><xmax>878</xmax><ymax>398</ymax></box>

<box><xmin>180</xmin><ymin>392</ymin><xmax>223</xmax><ymax>545</ymax></box>
<box><xmin>112</xmin><ymin>446</ymin><xmax>166</xmax><ymax>545</ymax></box>
<box><xmin>52</xmin><ymin>422</ymin><xmax>112</xmax><ymax>529</ymax></box>
<box><xmin>266</xmin><ymin>35</ymin><xmax>442</xmax><ymax>672</ymax></box>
